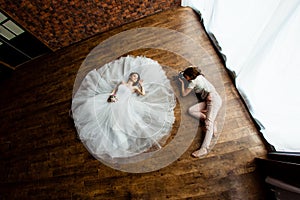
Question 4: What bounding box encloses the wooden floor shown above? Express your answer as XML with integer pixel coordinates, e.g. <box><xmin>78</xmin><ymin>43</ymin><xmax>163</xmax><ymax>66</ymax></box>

<box><xmin>0</xmin><ymin>7</ymin><xmax>268</xmax><ymax>199</ymax></box>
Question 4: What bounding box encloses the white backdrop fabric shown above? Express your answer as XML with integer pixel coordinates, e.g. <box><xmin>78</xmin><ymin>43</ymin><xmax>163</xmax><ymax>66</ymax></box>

<box><xmin>182</xmin><ymin>0</ymin><xmax>300</xmax><ymax>152</ymax></box>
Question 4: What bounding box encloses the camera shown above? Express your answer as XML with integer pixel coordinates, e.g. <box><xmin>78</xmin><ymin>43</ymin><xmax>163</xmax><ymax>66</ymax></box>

<box><xmin>178</xmin><ymin>71</ymin><xmax>184</xmax><ymax>79</ymax></box>
<box><xmin>172</xmin><ymin>71</ymin><xmax>185</xmax><ymax>81</ymax></box>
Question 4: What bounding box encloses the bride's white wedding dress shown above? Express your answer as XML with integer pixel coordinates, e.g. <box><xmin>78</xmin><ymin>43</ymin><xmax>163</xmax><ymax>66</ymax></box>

<box><xmin>72</xmin><ymin>56</ymin><xmax>176</xmax><ymax>161</ymax></box>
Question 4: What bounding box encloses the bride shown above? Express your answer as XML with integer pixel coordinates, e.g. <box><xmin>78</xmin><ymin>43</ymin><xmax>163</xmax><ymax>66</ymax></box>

<box><xmin>71</xmin><ymin>55</ymin><xmax>176</xmax><ymax>162</ymax></box>
<box><xmin>107</xmin><ymin>72</ymin><xmax>145</xmax><ymax>103</ymax></box>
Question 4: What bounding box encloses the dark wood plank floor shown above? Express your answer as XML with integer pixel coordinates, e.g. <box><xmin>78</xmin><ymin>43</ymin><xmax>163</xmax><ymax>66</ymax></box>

<box><xmin>0</xmin><ymin>7</ymin><xmax>268</xmax><ymax>199</ymax></box>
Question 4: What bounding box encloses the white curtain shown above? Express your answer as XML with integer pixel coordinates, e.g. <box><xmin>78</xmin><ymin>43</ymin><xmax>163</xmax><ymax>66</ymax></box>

<box><xmin>182</xmin><ymin>0</ymin><xmax>300</xmax><ymax>152</ymax></box>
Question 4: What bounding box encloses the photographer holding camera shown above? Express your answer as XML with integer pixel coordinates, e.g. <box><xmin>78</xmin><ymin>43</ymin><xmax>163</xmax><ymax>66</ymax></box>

<box><xmin>178</xmin><ymin>66</ymin><xmax>222</xmax><ymax>158</ymax></box>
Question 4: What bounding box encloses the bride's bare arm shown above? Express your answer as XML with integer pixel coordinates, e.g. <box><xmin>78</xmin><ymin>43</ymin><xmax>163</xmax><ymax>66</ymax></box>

<box><xmin>137</xmin><ymin>86</ymin><xmax>145</xmax><ymax>95</ymax></box>
<box><xmin>107</xmin><ymin>82</ymin><xmax>123</xmax><ymax>102</ymax></box>
<box><xmin>110</xmin><ymin>82</ymin><xmax>124</xmax><ymax>95</ymax></box>
<box><xmin>135</xmin><ymin>80</ymin><xmax>145</xmax><ymax>95</ymax></box>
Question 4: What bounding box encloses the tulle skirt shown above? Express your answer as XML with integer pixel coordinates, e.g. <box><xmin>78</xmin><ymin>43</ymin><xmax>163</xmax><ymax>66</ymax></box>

<box><xmin>72</xmin><ymin>56</ymin><xmax>176</xmax><ymax>160</ymax></box>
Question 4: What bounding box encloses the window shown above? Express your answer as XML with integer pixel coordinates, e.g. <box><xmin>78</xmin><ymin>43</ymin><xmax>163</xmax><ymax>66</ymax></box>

<box><xmin>0</xmin><ymin>11</ymin><xmax>51</xmax><ymax>68</ymax></box>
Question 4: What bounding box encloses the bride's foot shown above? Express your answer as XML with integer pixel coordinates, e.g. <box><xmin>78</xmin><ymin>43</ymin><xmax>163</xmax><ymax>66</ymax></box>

<box><xmin>192</xmin><ymin>148</ymin><xmax>208</xmax><ymax>158</ymax></box>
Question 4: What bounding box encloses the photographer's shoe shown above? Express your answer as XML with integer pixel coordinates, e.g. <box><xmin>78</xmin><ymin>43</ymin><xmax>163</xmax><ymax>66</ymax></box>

<box><xmin>192</xmin><ymin>148</ymin><xmax>208</xmax><ymax>158</ymax></box>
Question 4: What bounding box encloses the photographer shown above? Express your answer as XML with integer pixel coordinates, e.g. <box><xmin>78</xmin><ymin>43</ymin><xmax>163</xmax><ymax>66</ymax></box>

<box><xmin>178</xmin><ymin>66</ymin><xmax>222</xmax><ymax>158</ymax></box>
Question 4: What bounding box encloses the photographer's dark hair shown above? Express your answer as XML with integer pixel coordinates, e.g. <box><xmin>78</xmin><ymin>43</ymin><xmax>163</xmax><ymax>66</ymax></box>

<box><xmin>183</xmin><ymin>66</ymin><xmax>204</xmax><ymax>80</ymax></box>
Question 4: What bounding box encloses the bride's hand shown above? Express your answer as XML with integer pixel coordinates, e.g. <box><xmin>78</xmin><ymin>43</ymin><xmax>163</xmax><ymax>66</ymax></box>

<box><xmin>139</xmin><ymin>79</ymin><xmax>144</xmax><ymax>85</ymax></box>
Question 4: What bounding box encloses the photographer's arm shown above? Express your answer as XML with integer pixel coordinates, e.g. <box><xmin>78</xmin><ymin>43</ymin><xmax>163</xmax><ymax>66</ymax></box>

<box><xmin>179</xmin><ymin>78</ymin><xmax>192</xmax><ymax>97</ymax></box>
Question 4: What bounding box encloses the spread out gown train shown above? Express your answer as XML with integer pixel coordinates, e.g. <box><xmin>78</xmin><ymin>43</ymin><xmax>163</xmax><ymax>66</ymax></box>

<box><xmin>72</xmin><ymin>55</ymin><xmax>176</xmax><ymax>162</ymax></box>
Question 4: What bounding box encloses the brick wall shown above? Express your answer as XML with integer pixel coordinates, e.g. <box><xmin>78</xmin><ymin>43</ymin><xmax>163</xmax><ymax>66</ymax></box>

<box><xmin>0</xmin><ymin>0</ymin><xmax>180</xmax><ymax>51</ymax></box>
